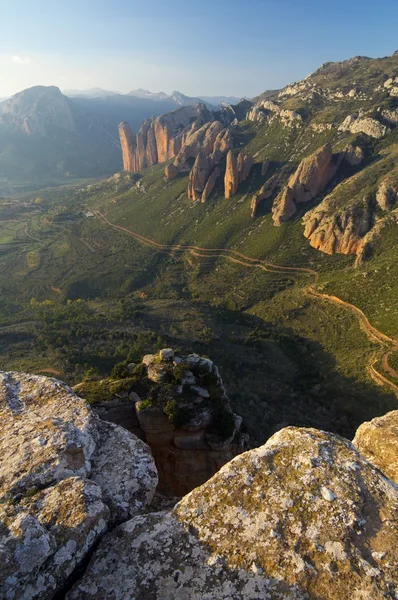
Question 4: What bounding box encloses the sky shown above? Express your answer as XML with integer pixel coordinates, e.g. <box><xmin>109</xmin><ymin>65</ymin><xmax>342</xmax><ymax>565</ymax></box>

<box><xmin>0</xmin><ymin>0</ymin><xmax>397</xmax><ymax>98</ymax></box>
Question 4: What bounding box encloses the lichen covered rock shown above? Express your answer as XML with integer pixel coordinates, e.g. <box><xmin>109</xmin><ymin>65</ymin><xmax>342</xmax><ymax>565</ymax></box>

<box><xmin>68</xmin><ymin>427</ymin><xmax>398</xmax><ymax>600</ymax></box>
<box><xmin>132</xmin><ymin>349</ymin><xmax>246</xmax><ymax>495</ymax></box>
<box><xmin>0</xmin><ymin>372</ymin><xmax>158</xmax><ymax>600</ymax></box>
<box><xmin>353</xmin><ymin>409</ymin><xmax>398</xmax><ymax>483</ymax></box>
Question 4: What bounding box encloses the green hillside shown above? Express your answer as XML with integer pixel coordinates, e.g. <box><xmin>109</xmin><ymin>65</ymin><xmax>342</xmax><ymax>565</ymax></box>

<box><xmin>1</xmin><ymin>52</ymin><xmax>398</xmax><ymax>445</ymax></box>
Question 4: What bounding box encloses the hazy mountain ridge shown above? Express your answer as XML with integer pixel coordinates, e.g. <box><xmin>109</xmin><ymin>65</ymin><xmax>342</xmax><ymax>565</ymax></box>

<box><xmin>0</xmin><ymin>85</ymin><xmax>235</xmax><ymax>186</ymax></box>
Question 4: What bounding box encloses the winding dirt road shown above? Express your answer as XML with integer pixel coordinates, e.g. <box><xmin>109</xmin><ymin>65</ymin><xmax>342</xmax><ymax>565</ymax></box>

<box><xmin>94</xmin><ymin>210</ymin><xmax>398</xmax><ymax>397</ymax></box>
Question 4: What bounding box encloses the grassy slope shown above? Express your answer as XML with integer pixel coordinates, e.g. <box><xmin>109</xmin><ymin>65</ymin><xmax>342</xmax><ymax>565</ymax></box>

<box><xmin>1</xmin><ymin>53</ymin><xmax>398</xmax><ymax>443</ymax></box>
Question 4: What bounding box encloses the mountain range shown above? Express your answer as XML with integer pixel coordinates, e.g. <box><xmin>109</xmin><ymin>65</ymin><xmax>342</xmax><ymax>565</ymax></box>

<box><xmin>0</xmin><ymin>85</ymin><xmax>241</xmax><ymax>189</ymax></box>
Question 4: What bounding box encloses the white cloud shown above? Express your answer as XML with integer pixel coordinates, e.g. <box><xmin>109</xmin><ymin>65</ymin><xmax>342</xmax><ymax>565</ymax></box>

<box><xmin>12</xmin><ymin>55</ymin><xmax>32</xmax><ymax>65</ymax></box>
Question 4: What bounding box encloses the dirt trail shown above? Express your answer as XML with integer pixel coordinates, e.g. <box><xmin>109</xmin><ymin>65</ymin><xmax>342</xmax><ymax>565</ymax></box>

<box><xmin>95</xmin><ymin>210</ymin><xmax>398</xmax><ymax>397</ymax></box>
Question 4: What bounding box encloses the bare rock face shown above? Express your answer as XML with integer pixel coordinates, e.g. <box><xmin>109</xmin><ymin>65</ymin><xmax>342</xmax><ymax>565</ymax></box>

<box><xmin>250</xmin><ymin>172</ymin><xmax>282</xmax><ymax>218</ymax></box>
<box><xmin>376</xmin><ymin>180</ymin><xmax>398</xmax><ymax>211</ymax></box>
<box><xmin>343</xmin><ymin>143</ymin><xmax>364</xmax><ymax>166</ymax></box>
<box><xmin>224</xmin><ymin>150</ymin><xmax>253</xmax><ymax>199</ymax></box>
<box><xmin>118</xmin><ymin>121</ymin><xmax>135</xmax><ymax>171</ymax></box>
<box><xmin>132</xmin><ymin>349</ymin><xmax>246</xmax><ymax>496</ymax></box>
<box><xmin>353</xmin><ymin>410</ymin><xmax>398</xmax><ymax>483</ymax></box>
<box><xmin>164</xmin><ymin>163</ymin><xmax>179</xmax><ymax>182</ymax></box>
<box><xmin>303</xmin><ymin>194</ymin><xmax>373</xmax><ymax>255</ymax></box>
<box><xmin>173</xmin><ymin>120</ymin><xmax>225</xmax><ymax>170</ymax></box>
<box><xmin>272</xmin><ymin>143</ymin><xmax>336</xmax><ymax>225</ymax></box>
<box><xmin>246</xmin><ymin>99</ymin><xmax>303</xmax><ymax>128</ymax></box>
<box><xmin>201</xmin><ymin>166</ymin><xmax>220</xmax><ymax>203</ymax></box>
<box><xmin>0</xmin><ymin>372</ymin><xmax>158</xmax><ymax>600</ymax></box>
<box><xmin>224</xmin><ymin>149</ymin><xmax>239</xmax><ymax>198</ymax></box>
<box><xmin>68</xmin><ymin>427</ymin><xmax>398</xmax><ymax>600</ymax></box>
<box><xmin>261</xmin><ymin>158</ymin><xmax>270</xmax><ymax>176</ymax></box>
<box><xmin>118</xmin><ymin>104</ymin><xmax>207</xmax><ymax>172</ymax></box>
<box><xmin>338</xmin><ymin>114</ymin><xmax>389</xmax><ymax>138</ymax></box>
<box><xmin>187</xmin><ymin>152</ymin><xmax>211</xmax><ymax>201</ymax></box>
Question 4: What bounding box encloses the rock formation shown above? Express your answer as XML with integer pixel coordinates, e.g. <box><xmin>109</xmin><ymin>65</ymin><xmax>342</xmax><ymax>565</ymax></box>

<box><xmin>201</xmin><ymin>166</ymin><xmax>220</xmax><ymax>203</ymax></box>
<box><xmin>343</xmin><ymin>143</ymin><xmax>364</xmax><ymax>166</ymax></box>
<box><xmin>118</xmin><ymin>121</ymin><xmax>135</xmax><ymax>171</ymax></box>
<box><xmin>132</xmin><ymin>349</ymin><xmax>246</xmax><ymax>496</ymax></box>
<box><xmin>163</xmin><ymin>120</ymin><xmax>232</xmax><ymax>201</ymax></box>
<box><xmin>187</xmin><ymin>152</ymin><xmax>211</xmax><ymax>201</ymax></box>
<box><xmin>118</xmin><ymin>104</ymin><xmax>208</xmax><ymax>172</ymax></box>
<box><xmin>303</xmin><ymin>169</ymin><xmax>397</xmax><ymax>259</ymax></box>
<box><xmin>246</xmin><ymin>99</ymin><xmax>303</xmax><ymax>127</ymax></box>
<box><xmin>376</xmin><ymin>180</ymin><xmax>398</xmax><ymax>211</ymax></box>
<box><xmin>272</xmin><ymin>143</ymin><xmax>337</xmax><ymax>225</ymax></box>
<box><xmin>303</xmin><ymin>193</ymin><xmax>374</xmax><ymax>255</ymax></box>
<box><xmin>68</xmin><ymin>427</ymin><xmax>398</xmax><ymax>600</ymax></box>
<box><xmin>0</xmin><ymin>372</ymin><xmax>158</xmax><ymax>600</ymax></box>
<box><xmin>224</xmin><ymin>150</ymin><xmax>253</xmax><ymax>198</ymax></box>
<box><xmin>173</xmin><ymin>120</ymin><xmax>225</xmax><ymax>170</ymax></box>
<box><xmin>250</xmin><ymin>172</ymin><xmax>281</xmax><ymax>218</ymax></box>
<box><xmin>353</xmin><ymin>409</ymin><xmax>398</xmax><ymax>483</ymax></box>
<box><xmin>224</xmin><ymin>149</ymin><xmax>238</xmax><ymax>198</ymax></box>
<box><xmin>338</xmin><ymin>114</ymin><xmax>389</xmax><ymax>138</ymax></box>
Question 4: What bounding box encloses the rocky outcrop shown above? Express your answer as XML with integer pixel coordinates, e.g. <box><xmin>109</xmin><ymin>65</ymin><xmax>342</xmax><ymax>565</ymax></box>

<box><xmin>338</xmin><ymin>114</ymin><xmax>389</xmax><ymax>138</ymax></box>
<box><xmin>118</xmin><ymin>121</ymin><xmax>135</xmax><ymax>171</ymax></box>
<box><xmin>224</xmin><ymin>150</ymin><xmax>253</xmax><ymax>198</ymax></box>
<box><xmin>224</xmin><ymin>150</ymin><xmax>239</xmax><ymax>198</ymax></box>
<box><xmin>201</xmin><ymin>166</ymin><xmax>220</xmax><ymax>203</ymax></box>
<box><xmin>246</xmin><ymin>99</ymin><xmax>303</xmax><ymax>127</ymax></box>
<box><xmin>250</xmin><ymin>173</ymin><xmax>281</xmax><ymax>218</ymax></box>
<box><xmin>376</xmin><ymin>180</ymin><xmax>398</xmax><ymax>211</ymax></box>
<box><xmin>132</xmin><ymin>349</ymin><xmax>246</xmax><ymax>496</ymax></box>
<box><xmin>118</xmin><ymin>104</ymin><xmax>208</xmax><ymax>172</ymax></box>
<box><xmin>68</xmin><ymin>427</ymin><xmax>398</xmax><ymax>600</ymax></box>
<box><xmin>342</xmin><ymin>143</ymin><xmax>364</xmax><ymax>166</ymax></box>
<box><xmin>272</xmin><ymin>143</ymin><xmax>337</xmax><ymax>225</ymax></box>
<box><xmin>187</xmin><ymin>152</ymin><xmax>211</xmax><ymax>201</ymax></box>
<box><xmin>173</xmin><ymin>120</ymin><xmax>225</xmax><ymax>170</ymax></box>
<box><xmin>353</xmin><ymin>410</ymin><xmax>398</xmax><ymax>483</ymax></box>
<box><xmin>303</xmin><ymin>193</ymin><xmax>374</xmax><ymax>255</ymax></box>
<box><xmin>0</xmin><ymin>372</ymin><xmax>158</xmax><ymax>600</ymax></box>
<box><xmin>164</xmin><ymin>163</ymin><xmax>179</xmax><ymax>181</ymax></box>
<box><xmin>303</xmin><ymin>173</ymin><xmax>397</xmax><ymax>259</ymax></box>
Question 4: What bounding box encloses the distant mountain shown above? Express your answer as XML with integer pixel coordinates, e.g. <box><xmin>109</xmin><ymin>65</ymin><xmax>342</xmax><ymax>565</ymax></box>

<box><xmin>64</xmin><ymin>87</ymin><xmax>120</xmax><ymax>98</ymax></box>
<box><xmin>128</xmin><ymin>89</ymin><xmax>215</xmax><ymax>108</ymax></box>
<box><xmin>0</xmin><ymin>85</ymin><xmax>213</xmax><ymax>185</ymax></box>
<box><xmin>198</xmin><ymin>95</ymin><xmax>243</xmax><ymax>105</ymax></box>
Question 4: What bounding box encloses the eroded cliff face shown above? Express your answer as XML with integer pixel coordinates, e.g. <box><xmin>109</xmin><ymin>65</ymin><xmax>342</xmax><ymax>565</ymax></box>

<box><xmin>68</xmin><ymin>427</ymin><xmax>398</xmax><ymax>600</ymax></box>
<box><xmin>303</xmin><ymin>166</ymin><xmax>398</xmax><ymax>259</ymax></box>
<box><xmin>272</xmin><ymin>143</ymin><xmax>337</xmax><ymax>225</ymax></box>
<box><xmin>118</xmin><ymin>104</ymin><xmax>208</xmax><ymax>172</ymax></box>
<box><xmin>224</xmin><ymin>150</ymin><xmax>253</xmax><ymax>199</ymax></box>
<box><xmin>303</xmin><ymin>193</ymin><xmax>374</xmax><ymax>255</ymax></box>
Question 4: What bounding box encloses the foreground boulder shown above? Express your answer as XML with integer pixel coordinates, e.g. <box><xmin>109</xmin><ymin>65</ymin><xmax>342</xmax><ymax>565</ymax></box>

<box><xmin>0</xmin><ymin>372</ymin><xmax>158</xmax><ymax>600</ymax></box>
<box><xmin>68</xmin><ymin>427</ymin><xmax>398</xmax><ymax>599</ymax></box>
<box><xmin>353</xmin><ymin>409</ymin><xmax>398</xmax><ymax>483</ymax></box>
<box><xmin>133</xmin><ymin>349</ymin><xmax>247</xmax><ymax>496</ymax></box>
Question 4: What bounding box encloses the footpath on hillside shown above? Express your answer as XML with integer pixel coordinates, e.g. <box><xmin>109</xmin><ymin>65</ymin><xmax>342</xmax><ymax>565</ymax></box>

<box><xmin>94</xmin><ymin>210</ymin><xmax>398</xmax><ymax>398</ymax></box>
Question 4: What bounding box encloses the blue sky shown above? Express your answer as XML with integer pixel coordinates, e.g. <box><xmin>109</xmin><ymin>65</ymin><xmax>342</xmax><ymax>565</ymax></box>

<box><xmin>0</xmin><ymin>0</ymin><xmax>397</xmax><ymax>97</ymax></box>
